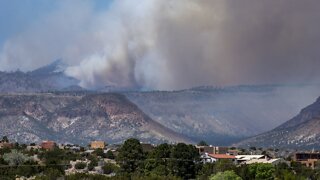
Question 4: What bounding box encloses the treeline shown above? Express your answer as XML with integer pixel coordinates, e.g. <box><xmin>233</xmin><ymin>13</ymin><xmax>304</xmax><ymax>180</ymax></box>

<box><xmin>114</xmin><ymin>139</ymin><xmax>320</xmax><ymax>180</ymax></box>
<box><xmin>1</xmin><ymin>138</ymin><xmax>320</xmax><ymax>179</ymax></box>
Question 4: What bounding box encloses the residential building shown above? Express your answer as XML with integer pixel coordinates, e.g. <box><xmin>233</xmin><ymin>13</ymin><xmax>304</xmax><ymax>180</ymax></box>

<box><xmin>235</xmin><ymin>155</ymin><xmax>266</xmax><ymax>164</ymax></box>
<box><xmin>208</xmin><ymin>154</ymin><xmax>236</xmax><ymax>163</ymax></box>
<box><xmin>293</xmin><ymin>152</ymin><xmax>320</xmax><ymax>169</ymax></box>
<box><xmin>244</xmin><ymin>158</ymin><xmax>287</xmax><ymax>166</ymax></box>
<box><xmin>196</xmin><ymin>145</ymin><xmax>228</xmax><ymax>155</ymax></box>
<box><xmin>90</xmin><ymin>141</ymin><xmax>105</xmax><ymax>149</ymax></box>
<box><xmin>0</xmin><ymin>142</ymin><xmax>13</xmax><ymax>149</ymax></box>
<box><xmin>41</xmin><ymin>141</ymin><xmax>56</xmax><ymax>150</ymax></box>
<box><xmin>227</xmin><ymin>149</ymin><xmax>239</xmax><ymax>156</ymax></box>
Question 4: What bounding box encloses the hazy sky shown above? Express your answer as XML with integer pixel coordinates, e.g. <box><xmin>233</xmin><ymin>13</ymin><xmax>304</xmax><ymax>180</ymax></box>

<box><xmin>0</xmin><ymin>0</ymin><xmax>320</xmax><ymax>90</ymax></box>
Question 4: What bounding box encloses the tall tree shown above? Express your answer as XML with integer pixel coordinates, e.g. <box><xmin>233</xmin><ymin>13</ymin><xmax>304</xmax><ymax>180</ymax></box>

<box><xmin>169</xmin><ymin>143</ymin><xmax>200</xmax><ymax>179</ymax></box>
<box><xmin>116</xmin><ymin>138</ymin><xmax>145</xmax><ymax>174</ymax></box>
<box><xmin>2</xmin><ymin>136</ymin><xmax>9</xmax><ymax>143</ymax></box>
<box><xmin>145</xmin><ymin>143</ymin><xmax>172</xmax><ymax>176</ymax></box>
<box><xmin>197</xmin><ymin>140</ymin><xmax>208</xmax><ymax>146</ymax></box>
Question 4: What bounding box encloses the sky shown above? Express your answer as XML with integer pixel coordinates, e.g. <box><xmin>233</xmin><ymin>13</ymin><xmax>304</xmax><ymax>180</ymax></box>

<box><xmin>0</xmin><ymin>0</ymin><xmax>112</xmax><ymax>47</ymax></box>
<box><xmin>0</xmin><ymin>0</ymin><xmax>320</xmax><ymax>90</ymax></box>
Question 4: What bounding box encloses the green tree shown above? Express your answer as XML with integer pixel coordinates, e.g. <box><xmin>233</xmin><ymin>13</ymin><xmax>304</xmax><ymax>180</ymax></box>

<box><xmin>75</xmin><ymin>162</ymin><xmax>87</xmax><ymax>170</ymax></box>
<box><xmin>93</xmin><ymin>148</ymin><xmax>105</xmax><ymax>158</ymax></box>
<box><xmin>105</xmin><ymin>150</ymin><xmax>115</xmax><ymax>159</ymax></box>
<box><xmin>65</xmin><ymin>173</ymin><xmax>108</xmax><ymax>180</ymax></box>
<box><xmin>39</xmin><ymin>148</ymin><xmax>67</xmax><ymax>174</ymax></box>
<box><xmin>87</xmin><ymin>155</ymin><xmax>98</xmax><ymax>171</ymax></box>
<box><xmin>16</xmin><ymin>160</ymin><xmax>41</xmax><ymax>178</ymax></box>
<box><xmin>0</xmin><ymin>157</ymin><xmax>8</xmax><ymax>165</ymax></box>
<box><xmin>290</xmin><ymin>161</ymin><xmax>313</xmax><ymax>179</ymax></box>
<box><xmin>144</xmin><ymin>143</ymin><xmax>172</xmax><ymax>176</ymax></box>
<box><xmin>2</xmin><ymin>136</ymin><xmax>9</xmax><ymax>142</ymax></box>
<box><xmin>197</xmin><ymin>163</ymin><xmax>215</xmax><ymax>179</ymax></box>
<box><xmin>116</xmin><ymin>138</ymin><xmax>145</xmax><ymax>174</ymax></box>
<box><xmin>197</xmin><ymin>141</ymin><xmax>208</xmax><ymax>146</ymax></box>
<box><xmin>169</xmin><ymin>143</ymin><xmax>200</xmax><ymax>179</ymax></box>
<box><xmin>102</xmin><ymin>163</ymin><xmax>119</xmax><ymax>174</ymax></box>
<box><xmin>3</xmin><ymin>150</ymin><xmax>30</xmax><ymax>166</ymax></box>
<box><xmin>210</xmin><ymin>170</ymin><xmax>242</xmax><ymax>180</ymax></box>
<box><xmin>248</xmin><ymin>163</ymin><xmax>275</xmax><ymax>179</ymax></box>
<box><xmin>0</xmin><ymin>147</ymin><xmax>11</xmax><ymax>155</ymax></box>
<box><xmin>214</xmin><ymin>159</ymin><xmax>237</xmax><ymax>173</ymax></box>
<box><xmin>43</xmin><ymin>168</ymin><xmax>63</xmax><ymax>180</ymax></box>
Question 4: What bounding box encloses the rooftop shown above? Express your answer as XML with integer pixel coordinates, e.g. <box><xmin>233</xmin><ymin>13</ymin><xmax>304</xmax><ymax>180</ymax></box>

<box><xmin>208</xmin><ymin>154</ymin><xmax>236</xmax><ymax>159</ymax></box>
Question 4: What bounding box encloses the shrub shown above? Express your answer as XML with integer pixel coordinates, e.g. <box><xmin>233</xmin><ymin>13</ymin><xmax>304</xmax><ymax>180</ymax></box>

<box><xmin>103</xmin><ymin>163</ymin><xmax>119</xmax><ymax>174</ymax></box>
<box><xmin>75</xmin><ymin>162</ymin><xmax>87</xmax><ymax>170</ymax></box>
<box><xmin>210</xmin><ymin>170</ymin><xmax>242</xmax><ymax>180</ymax></box>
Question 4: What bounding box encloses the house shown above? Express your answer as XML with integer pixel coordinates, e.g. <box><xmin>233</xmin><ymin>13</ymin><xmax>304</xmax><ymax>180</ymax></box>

<box><xmin>26</xmin><ymin>145</ymin><xmax>41</xmax><ymax>151</ymax></box>
<box><xmin>200</xmin><ymin>153</ymin><xmax>236</xmax><ymax>163</ymax></box>
<box><xmin>64</xmin><ymin>144</ymin><xmax>81</xmax><ymax>151</ymax></box>
<box><xmin>41</xmin><ymin>141</ymin><xmax>56</xmax><ymax>150</ymax></box>
<box><xmin>209</xmin><ymin>154</ymin><xmax>236</xmax><ymax>163</ymax></box>
<box><xmin>84</xmin><ymin>149</ymin><xmax>95</xmax><ymax>154</ymax></box>
<box><xmin>90</xmin><ymin>141</ymin><xmax>105</xmax><ymax>149</ymax></box>
<box><xmin>196</xmin><ymin>145</ymin><xmax>228</xmax><ymax>155</ymax></box>
<box><xmin>244</xmin><ymin>158</ymin><xmax>287</xmax><ymax>166</ymax></box>
<box><xmin>227</xmin><ymin>149</ymin><xmax>239</xmax><ymax>156</ymax></box>
<box><xmin>0</xmin><ymin>142</ymin><xmax>13</xmax><ymax>149</ymax></box>
<box><xmin>235</xmin><ymin>155</ymin><xmax>266</xmax><ymax>164</ymax></box>
<box><xmin>293</xmin><ymin>152</ymin><xmax>320</xmax><ymax>169</ymax></box>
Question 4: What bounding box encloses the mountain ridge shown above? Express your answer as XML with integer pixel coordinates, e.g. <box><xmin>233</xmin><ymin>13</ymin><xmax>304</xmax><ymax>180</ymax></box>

<box><xmin>0</xmin><ymin>93</ymin><xmax>192</xmax><ymax>145</ymax></box>
<box><xmin>235</xmin><ymin>96</ymin><xmax>320</xmax><ymax>149</ymax></box>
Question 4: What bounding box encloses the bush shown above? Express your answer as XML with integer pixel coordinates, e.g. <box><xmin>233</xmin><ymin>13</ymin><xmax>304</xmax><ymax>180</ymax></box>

<box><xmin>93</xmin><ymin>148</ymin><xmax>105</xmax><ymax>158</ymax></box>
<box><xmin>106</xmin><ymin>150</ymin><xmax>115</xmax><ymax>159</ymax></box>
<box><xmin>248</xmin><ymin>163</ymin><xmax>275</xmax><ymax>179</ymax></box>
<box><xmin>75</xmin><ymin>162</ymin><xmax>87</xmax><ymax>170</ymax></box>
<box><xmin>42</xmin><ymin>168</ymin><xmax>63</xmax><ymax>179</ymax></box>
<box><xmin>65</xmin><ymin>173</ymin><xmax>108</xmax><ymax>180</ymax></box>
<box><xmin>102</xmin><ymin>163</ymin><xmax>119</xmax><ymax>174</ymax></box>
<box><xmin>88</xmin><ymin>160</ymin><xmax>98</xmax><ymax>171</ymax></box>
<box><xmin>210</xmin><ymin>170</ymin><xmax>242</xmax><ymax>180</ymax></box>
<box><xmin>3</xmin><ymin>150</ymin><xmax>30</xmax><ymax>166</ymax></box>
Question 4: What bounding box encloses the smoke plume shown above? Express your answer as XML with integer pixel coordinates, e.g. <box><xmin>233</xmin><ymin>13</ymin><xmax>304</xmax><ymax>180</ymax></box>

<box><xmin>1</xmin><ymin>0</ymin><xmax>320</xmax><ymax>90</ymax></box>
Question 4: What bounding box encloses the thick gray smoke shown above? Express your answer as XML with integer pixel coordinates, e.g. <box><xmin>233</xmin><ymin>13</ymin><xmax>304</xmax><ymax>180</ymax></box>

<box><xmin>0</xmin><ymin>0</ymin><xmax>320</xmax><ymax>90</ymax></box>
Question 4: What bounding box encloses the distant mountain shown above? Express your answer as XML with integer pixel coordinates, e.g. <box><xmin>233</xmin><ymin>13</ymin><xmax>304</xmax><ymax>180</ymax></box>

<box><xmin>97</xmin><ymin>85</ymin><xmax>139</xmax><ymax>93</ymax></box>
<box><xmin>0</xmin><ymin>93</ymin><xmax>192</xmax><ymax>145</ymax></box>
<box><xmin>235</xmin><ymin>96</ymin><xmax>320</xmax><ymax>149</ymax></box>
<box><xmin>0</xmin><ymin>60</ymin><xmax>79</xmax><ymax>93</ymax></box>
<box><xmin>2</xmin><ymin>60</ymin><xmax>320</xmax><ymax>146</ymax></box>
<box><xmin>31</xmin><ymin>59</ymin><xmax>67</xmax><ymax>75</ymax></box>
<box><xmin>125</xmin><ymin>85</ymin><xmax>320</xmax><ymax>145</ymax></box>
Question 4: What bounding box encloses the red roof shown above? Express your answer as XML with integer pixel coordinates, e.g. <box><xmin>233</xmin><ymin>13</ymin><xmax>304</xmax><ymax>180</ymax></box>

<box><xmin>208</xmin><ymin>154</ymin><xmax>236</xmax><ymax>159</ymax></box>
<box><xmin>41</xmin><ymin>141</ymin><xmax>56</xmax><ymax>150</ymax></box>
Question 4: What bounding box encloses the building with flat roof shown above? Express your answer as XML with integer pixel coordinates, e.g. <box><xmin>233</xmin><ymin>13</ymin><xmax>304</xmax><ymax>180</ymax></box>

<box><xmin>41</xmin><ymin>141</ymin><xmax>56</xmax><ymax>150</ymax></box>
<box><xmin>0</xmin><ymin>142</ymin><xmax>13</xmax><ymax>149</ymax></box>
<box><xmin>90</xmin><ymin>141</ymin><xmax>105</xmax><ymax>149</ymax></box>
<box><xmin>293</xmin><ymin>152</ymin><xmax>320</xmax><ymax>169</ymax></box>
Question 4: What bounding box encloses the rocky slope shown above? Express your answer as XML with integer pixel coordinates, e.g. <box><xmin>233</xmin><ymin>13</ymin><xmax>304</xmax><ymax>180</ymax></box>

<box><xmin>235</xmin><ymin>96</ymin><xmax>320</xmax><ymax>149</ymax></box>
<box><xmin>126</xmin><ymin>85</ymin><xmax>320</xmax><ymax>145</ymax></box>
<box><xmin>0</xmin><ymin>93</ymin><xmax>192</xmax><ymax>145</ymax></box>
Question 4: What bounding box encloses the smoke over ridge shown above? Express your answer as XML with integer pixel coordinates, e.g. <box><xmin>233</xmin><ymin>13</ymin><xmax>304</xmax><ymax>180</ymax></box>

<box><xmin>0</xmin><ymin>0</ymin><xmax>320</xmax><ymax>90</ymax></box>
